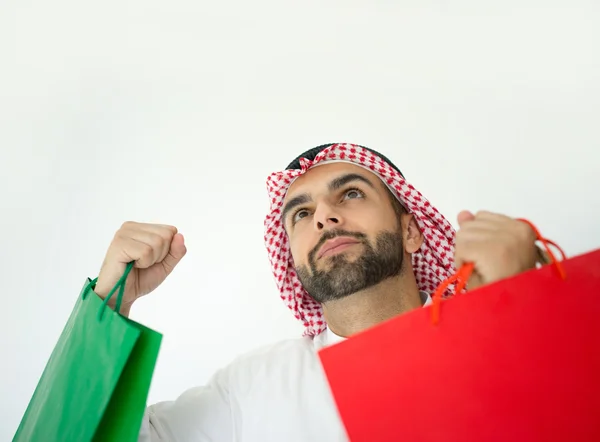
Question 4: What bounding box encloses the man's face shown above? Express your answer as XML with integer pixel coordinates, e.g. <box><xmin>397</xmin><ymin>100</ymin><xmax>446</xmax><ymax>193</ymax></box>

<box><xmin>282</xmin><ymin>162</ymin><xmax>406</xmax><ymax>303</ymax></box>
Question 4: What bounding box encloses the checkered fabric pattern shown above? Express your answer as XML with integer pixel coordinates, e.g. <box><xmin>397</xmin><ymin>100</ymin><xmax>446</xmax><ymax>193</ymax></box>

<box><xmin>264</xmin><ymin>143</ymin><xmax>456</xmax><ymax>336</ymax></box>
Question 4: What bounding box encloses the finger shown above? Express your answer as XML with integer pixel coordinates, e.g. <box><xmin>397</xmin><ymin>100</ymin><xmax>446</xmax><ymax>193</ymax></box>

<box><xmin>466</xmin><ymin>271</ymin><xmax>484</xmax><ymax>290</ymax></box>
<box><xmin>120</xmin><ymin>224</ymin><xmax>176</xmax><ymax>263</ymax></box>
<box><xmin>138</xmin><ymin>223</ymin><xmax>178</xmax><ymax>236</ymax></box>
<box><xmin>121</xmin><ymin>222</ymin><xmax>178</xmax><ymax>241</ymax></box>
<box><xmin>452</xmin><ymin>233</ymin><xmax>485</xmax><ymax>289</ymax></box>
<box><xmin>457</xmin><ymin>226</ymin><xmax>505</xmax><ymax>242</ymax></box>
<box><xmin>161</xmin><ymin>233</ymin><xmax>187</xmax><ymax>275</ymax></box>
<box><xmin>457</xmin><ymin>210</ymin><xmax>475</xmax><ymax>227</ymax></box>
<box><xmin>116</xmin><ymin>230</ymin><xmax>170</xmax><ymax>267</ymax></box>
<box><xmin>137</xmin><ymin>224</ymin><xmax>178</xmax><ymax>262</ymax></box>
<box><xmin>473</xmin><ymin>210</ymin><xmax>514</xmax><ymax>223</ymax></box>
<box><xmin>458</xmin><ymin>219</ymin><xmax>503</xmax><ymax>233</ymax></box>
<box><xmin>453</xmin><ymin>227</ymin><xmax>493</xmax><ymax>269</ymax></box>
<box><xmin>113</xmin><ymin>237</ymin><xmax>163</xmax><ymax>269</ymax></box>
<box><xmin>453</xmin><ymin>252</ymin><xmax>464</xmax><ymax>270</ymax></box>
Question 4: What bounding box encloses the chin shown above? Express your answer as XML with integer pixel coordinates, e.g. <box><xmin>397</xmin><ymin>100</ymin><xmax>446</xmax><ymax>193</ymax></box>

<box><xmin>319</xmin><ymin>252</ymin><xmax>360</xmax><ymax>268</ymax></box>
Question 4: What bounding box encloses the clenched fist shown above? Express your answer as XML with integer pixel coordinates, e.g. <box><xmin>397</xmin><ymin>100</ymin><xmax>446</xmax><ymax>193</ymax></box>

<box><xmin>454</xmin><ymin>210</ymin><xmax>538</xmax><ymax>290</ymax></box>
<box><xmin>93</xmin><ymin>221</ymin><xmax>187</xmax><ymax>316</ymax></box>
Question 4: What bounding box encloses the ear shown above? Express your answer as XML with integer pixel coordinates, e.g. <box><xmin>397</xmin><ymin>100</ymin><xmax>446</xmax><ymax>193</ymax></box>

<box><xmin>402</xmin><ymin>213</ymin><xmax>424</xmax><ymax>254</ymax></box>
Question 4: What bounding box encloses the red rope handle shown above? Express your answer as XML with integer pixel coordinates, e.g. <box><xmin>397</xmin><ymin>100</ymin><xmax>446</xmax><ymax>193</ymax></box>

<box><xmin>430</xmin><ymin>218</ymin><xmax>567</xmax><ymax>325</ymax></box>
<box><xmin>516</xmin><ymin>218</ymin><xmax>567</xmax><ymax>280</ymax></box>
<box><xmin>430</xmin><ymin>263</ymin><xmax>473</xmax><ymax>324</ymax></box>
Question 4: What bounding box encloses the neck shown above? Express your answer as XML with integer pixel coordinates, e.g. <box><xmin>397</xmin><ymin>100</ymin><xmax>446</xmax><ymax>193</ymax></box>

<box><xmin>322</xmin><ymin>274</ymin><xmax>422</xmax><ymax>337</ymax></box>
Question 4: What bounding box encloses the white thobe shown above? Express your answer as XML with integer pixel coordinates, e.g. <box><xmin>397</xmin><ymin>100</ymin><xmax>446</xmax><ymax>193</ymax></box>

<box><xmin>139</xmin><ymin>294</ymin><xmax>432</xmax><ymax>442</ymax></box>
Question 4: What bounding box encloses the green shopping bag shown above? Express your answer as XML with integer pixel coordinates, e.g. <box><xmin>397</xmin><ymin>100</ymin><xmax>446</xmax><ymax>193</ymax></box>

<box><xmin>14</xmin><ymin>262</ymin><xmax>162</xmax><ymax>441</ymax></box>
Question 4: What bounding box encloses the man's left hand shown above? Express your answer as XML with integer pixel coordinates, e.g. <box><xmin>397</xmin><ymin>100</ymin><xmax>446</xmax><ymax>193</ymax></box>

<box><xmin>454</xmin><ymin>210</ymin><xmax>538</xmax><ymax>290</ymax></box>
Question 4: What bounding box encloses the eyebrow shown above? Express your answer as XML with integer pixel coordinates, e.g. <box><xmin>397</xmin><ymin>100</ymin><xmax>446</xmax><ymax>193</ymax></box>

<box><xmin>281</xmin><ymin>193</ymin><xmax>312</xmax><ymax>222</ymax></box>
<box><xmin>281</xmin><ymin>173</ymin><xmax>376</xmax><ymax>222</ymax></box>
<box><xmin>329</xmin><ymin>173</ymin><xmax>375</xmax><ymax>192</ymax></box>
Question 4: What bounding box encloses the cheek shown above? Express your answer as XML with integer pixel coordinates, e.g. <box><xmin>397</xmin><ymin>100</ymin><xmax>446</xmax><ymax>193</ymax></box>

<box><xmin>358</xmin><ymin>205</ymin><xmax>397</xmax><ymax>231</ymax></box>
<box><xmin>289</xmin><ymin>232</ymin><xmax>312</xmax><ymax>266</ymax></box>
<box><xmin>289</xmin><ymin>242</ymin><xmax>306</xmax><ymax>267</ymax></box>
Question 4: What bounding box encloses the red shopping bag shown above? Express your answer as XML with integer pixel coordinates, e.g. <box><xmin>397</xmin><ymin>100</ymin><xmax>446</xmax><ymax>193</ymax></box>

<box><xmin>318</xmin><ymin>221</ymin><xmax>600</xmax><ymax>442</ymax></box>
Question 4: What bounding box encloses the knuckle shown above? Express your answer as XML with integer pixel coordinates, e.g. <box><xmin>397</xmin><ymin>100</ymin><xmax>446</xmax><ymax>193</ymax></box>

<box><xmin>517</xmin><ymin>222</ymin><xmax>536</xmax><ymax>241</ymax></box>
<box><xmin>121</xmin><ymin>220</ymin><xmax>136</xmax><ymax>229</ymax></box>
<box><xmin>474</xmin><ymin>210</ymin><xmax>495</xmax><ymax>219</ymax></box>
<box><xmin>496</xmin><ymin>243</ymin><xmax>512</xmax><ymax>260</ymax></box>
<box><xmin>159</xmin><ymin>227</ymin><xmax>175</xmax><ymax>241</ymax></box>
<box><xmin>496</xmin><ymin>242</ymin><xmax>520</xmax><ymax>270</ymax></box>
<box><xmin>150</xmin><ymin>232</ymin><xmax>166</xmax><ymax>250</ymax></box>
<box><xmin>454</xmin><ymin>236</ymin><xmax>475</xmax><ymax>262</ymax></box>
<box><xmin>455</xmin><ymin>230</ymin><xmax>472</xmax><ymax>247</ymax></box>
<box><xmin>498</xmin><ymin>232</ymin><xmax>521</xmax><ymax>253</ymax></box>
<box><xmin>141</xmin><ymin>242</ymin><xmax>155</xmax><ymax>259</ymax></box>
<box><xmin>454</xmin><ymin>236</ymin><xmax>465</xmax><ymax>252</ymax></box>
<box><xmin>113</xmin><ymin>229</ymin><xmax>126</xmax><ymax>242</ymax></box>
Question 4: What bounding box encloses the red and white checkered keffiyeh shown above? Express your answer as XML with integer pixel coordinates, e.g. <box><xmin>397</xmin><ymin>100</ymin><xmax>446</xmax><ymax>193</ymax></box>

<box><xmin>263</xmin><ymin>143</ymin><xmax>457</xmax><ymax>337</ymax></box>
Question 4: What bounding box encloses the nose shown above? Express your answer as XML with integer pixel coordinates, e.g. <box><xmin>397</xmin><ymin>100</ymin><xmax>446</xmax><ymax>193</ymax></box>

<box><xmin>313</xmin><ymin>203</ymin><xmax>342</xmax><ymax>231</ymax></box>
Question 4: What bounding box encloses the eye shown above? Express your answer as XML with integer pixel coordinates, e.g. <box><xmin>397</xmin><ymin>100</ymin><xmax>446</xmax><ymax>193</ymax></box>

<box><xmin>292</xmin><ymin>208</ymin><xmax>311</xmax><ymax>224</ymax></box>
<box><xmin>343</xmin><ymin>188</ymin><xmax>365</xmax><ymax>200</ymax></box>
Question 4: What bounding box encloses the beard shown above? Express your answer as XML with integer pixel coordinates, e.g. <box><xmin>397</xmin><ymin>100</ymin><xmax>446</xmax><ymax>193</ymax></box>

<box><xmin>295</xmin><ymin>227</ymin><xmax>405</xmax><ymax>304</ymax></box>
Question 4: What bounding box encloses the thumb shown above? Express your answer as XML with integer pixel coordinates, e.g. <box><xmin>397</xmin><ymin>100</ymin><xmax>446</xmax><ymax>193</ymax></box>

<box><xmin>457</xmin><ymin>210</ymin><xmax>475</xmax><ymax>227</ymax></box>
<box><xmin>454</xmin><ymin>211</ymin><xmax>483</xmax><ymax>289</ymax></box>
<box><xmin>162</xmin><ymin>233</ymin><xmax>187</xmax><ymax>274</ymax></box>
<box><xmin>454</xmin><ymin>210</ymin><xmax>474</xmax><ymax>270</ymax></box>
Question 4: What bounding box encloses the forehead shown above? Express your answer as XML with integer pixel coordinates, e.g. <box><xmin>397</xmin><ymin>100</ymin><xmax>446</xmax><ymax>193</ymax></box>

<box><xmin>284</xmin><ymin>162</ymin><xmax>383</xmax><ymax>202</ymax></box>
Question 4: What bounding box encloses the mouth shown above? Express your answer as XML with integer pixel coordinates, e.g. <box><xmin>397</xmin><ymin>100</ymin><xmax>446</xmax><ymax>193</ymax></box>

<box><xmin>317</xmin><ymin>237</ymin><xmax>361</xmax><ymax>259</ymax></box>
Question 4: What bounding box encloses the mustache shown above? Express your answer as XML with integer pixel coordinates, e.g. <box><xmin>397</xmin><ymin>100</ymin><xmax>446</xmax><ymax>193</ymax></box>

<box><xmin>309</xmin><ymin>229</ymin><xmax>367</xmax><ymax>262</ymax></box>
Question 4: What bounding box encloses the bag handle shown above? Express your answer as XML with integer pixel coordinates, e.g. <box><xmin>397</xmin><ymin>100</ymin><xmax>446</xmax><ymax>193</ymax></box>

<box><xmin>430</xmin><ymin>219</ymin><xmax>567</xmax><ymax>325</ymax></box>
<box><xmin>83</xmin><ymin>262</ymin><xmax>135</xmax><ymax>320</ymax></box>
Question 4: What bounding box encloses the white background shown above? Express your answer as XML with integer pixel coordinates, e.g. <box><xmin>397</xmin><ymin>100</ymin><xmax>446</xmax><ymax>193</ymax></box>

<box><xmin>1</xmin><ymin>0</ymin><xmax>599</xmax><ymax>438</ymax></box>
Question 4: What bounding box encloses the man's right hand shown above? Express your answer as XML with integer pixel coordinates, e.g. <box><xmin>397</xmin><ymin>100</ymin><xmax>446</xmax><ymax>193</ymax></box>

<box><xmin>93</xmin><ymin>222</ymin><xmax>187</xmax><ymax>316</ymax></box>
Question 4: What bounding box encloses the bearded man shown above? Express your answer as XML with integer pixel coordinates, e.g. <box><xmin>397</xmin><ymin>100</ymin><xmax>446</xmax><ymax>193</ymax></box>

<box><xmin>92</xmin><ymin>143</ymin><xmax>540</xmax><ymax>441</ymax></box>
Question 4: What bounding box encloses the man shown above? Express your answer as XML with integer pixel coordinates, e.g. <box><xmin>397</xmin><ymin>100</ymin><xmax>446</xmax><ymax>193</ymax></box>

<box><xmin>93</xmin><ymin>143</ymin><xmax>539</xmax><ymax>441</ymax></box>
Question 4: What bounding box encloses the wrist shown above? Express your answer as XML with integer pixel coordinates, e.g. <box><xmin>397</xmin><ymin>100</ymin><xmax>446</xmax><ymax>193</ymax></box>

<box><xmin>90</xmin><ymin>284</ymin><xmax>134</xmax><ymax>315</ymax></box>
